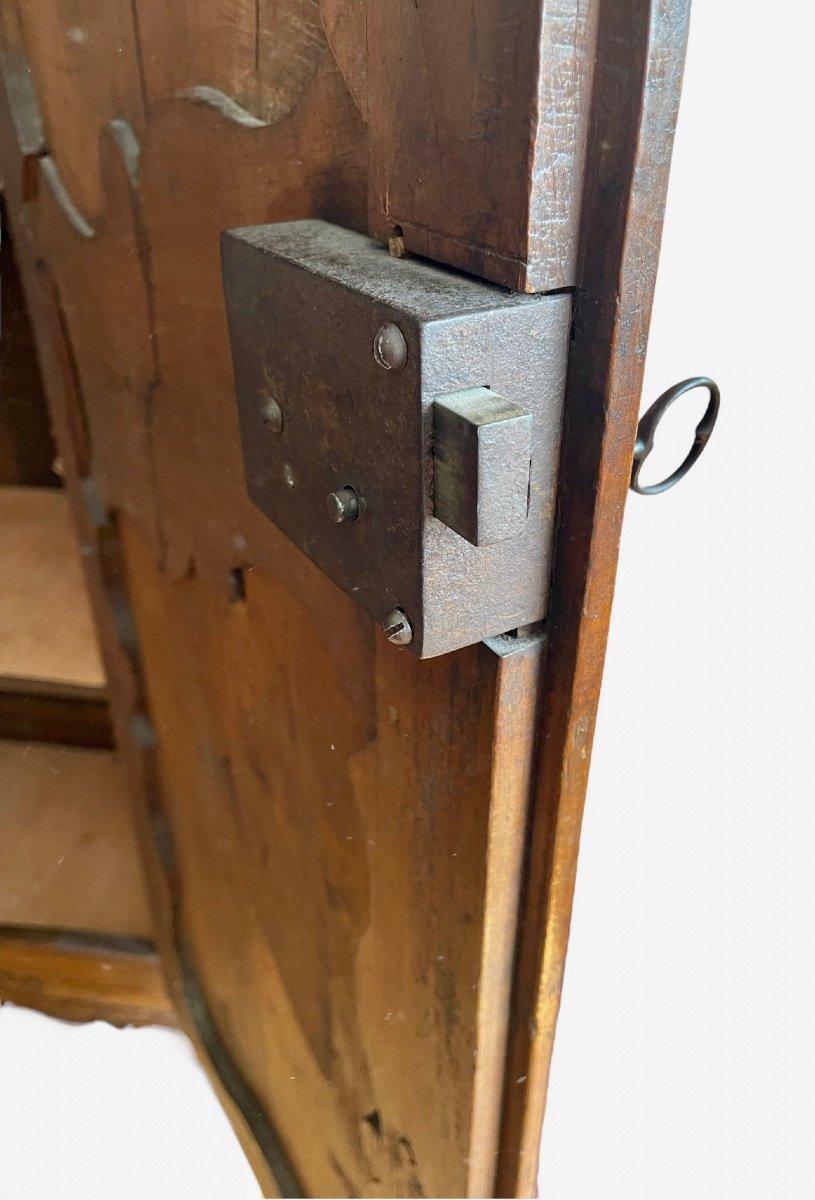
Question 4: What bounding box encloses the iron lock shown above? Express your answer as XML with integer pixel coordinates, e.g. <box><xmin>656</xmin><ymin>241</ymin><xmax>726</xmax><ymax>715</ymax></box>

<box><xmin>222</xmin><ymin>220</ymin><xmax>570</xmax><ymax>658</ymax></box>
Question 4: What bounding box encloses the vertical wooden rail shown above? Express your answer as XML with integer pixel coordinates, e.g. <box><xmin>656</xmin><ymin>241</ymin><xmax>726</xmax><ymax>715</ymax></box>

<box><xmin>497</xmin><ymin>1</ymin><xmax>691</xmax><ymax>1193</ymax></box>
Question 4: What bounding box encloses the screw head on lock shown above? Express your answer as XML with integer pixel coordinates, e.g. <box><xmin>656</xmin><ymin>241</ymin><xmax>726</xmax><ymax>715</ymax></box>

<box><xmin>382</xmin><ymin>608</ymin><xmax>413</xmax><ymax>646</ymax></box>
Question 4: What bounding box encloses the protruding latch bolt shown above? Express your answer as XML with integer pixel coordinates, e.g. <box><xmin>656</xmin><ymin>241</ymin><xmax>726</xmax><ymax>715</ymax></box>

<box><xmin>381</xmin><ymin>608</ymin><xmax>413</xmax><ymax>646</ymax></box>
<box><xmin>326</xmin><ymin>486</ymin><xmax>360</xmax><ymax>523</ymax></box>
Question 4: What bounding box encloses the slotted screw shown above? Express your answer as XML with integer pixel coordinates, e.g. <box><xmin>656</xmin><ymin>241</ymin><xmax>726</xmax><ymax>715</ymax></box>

<box><xmin>382</xmin><ymin>608</ymin><xmax>413</xmax><ymax>646</ymax></box>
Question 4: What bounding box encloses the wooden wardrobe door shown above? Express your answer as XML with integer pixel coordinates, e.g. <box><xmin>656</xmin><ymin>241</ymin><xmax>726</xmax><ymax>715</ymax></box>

<box><xmin>0</xmin><ymin>1</ymin><xmax>689</xmax><ymax>1194</ymax></box>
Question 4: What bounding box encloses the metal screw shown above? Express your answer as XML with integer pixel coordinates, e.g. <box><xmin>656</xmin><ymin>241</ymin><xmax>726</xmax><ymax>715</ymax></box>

<box><xmin>326</xmin><ymin>486</ymin><xmax>360</xmax><ymax>523</ymax></box>
<box><xmin>260</xmin><ymin>393</ymin><xmax>284</xmax><ymax>432</ymax></box>
<box><xmin>373</xmin><ymin>323</ymin><xmax>408</xmax><ymax>372</ymax></box>
<box><xmin>382</xmin><ymin>608</ymin><xmax>413</xmax><ymax>646</ymax></box>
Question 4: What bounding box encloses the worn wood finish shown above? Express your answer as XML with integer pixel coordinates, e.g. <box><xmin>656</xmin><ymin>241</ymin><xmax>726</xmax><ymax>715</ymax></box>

<box><xmin>0</xmin><ymin>3</ymin><xmax>548</xmax><ymax>1194</ymax></box>
<box><xmin>0</xmin><ymin>928</ymin><xmax>175</xmax><ymax>1027</ymax></box>
<box><xmin>0</xmin><ymin>0</ymin><xmax>689</xmax><ymax>1193</ymax></box>
<box><xmin>0</xmin><ymin>75</ymin><xmax>285</xmax><ymax>1193</ymax></box>
<box><xmin>364</xmin><ymin>0</ymin><xmax>595</xmax><ymax>291</ymax></box>
<box><xmin>496</xmin><ymin>2</ymin><xmax>691</xmax><ymax>1193</ymax></box>
<box><xmin>14</xmin><ymin>0</ymin><xmax>144</xmax><ymax>220</ymax></box>
<box><xmin>17</xmin><ymin>294</ymin><xmax>286</xmax><ymax>1200</ymax></box>
<box><xmin>18</xmin><ymin>14</ymin><xmax>366</xmax><ymax>578</ymax></box>
<box><xmin>134</xmin><ymin>0</ymin><xmax>330</xmax><ymax>125</ymax></box>
<box><xmin>121</xmin><ymin>513</ymin><xmax>545</xmax><ymax>1197</ymax></box>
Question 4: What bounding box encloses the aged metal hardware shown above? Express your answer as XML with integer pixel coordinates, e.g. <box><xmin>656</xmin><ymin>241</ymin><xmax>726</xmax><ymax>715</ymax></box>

<box><xmin>433</xmin><ymin>388</ymin><xmax>533</xmax><ymax>546</ymax></box>
<box><xmin>382</xmin><ymin>609</ymin><xmax>414</xmax><ymax>647</ymax></box>
<box><xmin>373</xmin><ymin>323</ymin><xmax>408</xmax><ymax>372</ymax></box>
<box><xmin>631</xmin><ymin>376</ymin><xmax>720</xmax><ymax>495</ymax></box>
<box><xmin>221</xmin><ymin>220</ymin><xmax>570</xmax><ymax>658</ymax></box>
<box><xmin>326</xmin><ymin>486</ymin><xmax>360</xmax><ymax>524</ymax></box>
<box><xmin>259</xmin><ymin>393</ymin><xmax>284</xmax><ymax>432</ymax></box>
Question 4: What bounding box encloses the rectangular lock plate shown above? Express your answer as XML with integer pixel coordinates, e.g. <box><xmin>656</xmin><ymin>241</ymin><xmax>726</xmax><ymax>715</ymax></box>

<box><xmin>221</xmin><ymin>220</ymin><xmax>570</xmax><ymax>659</ymax></box>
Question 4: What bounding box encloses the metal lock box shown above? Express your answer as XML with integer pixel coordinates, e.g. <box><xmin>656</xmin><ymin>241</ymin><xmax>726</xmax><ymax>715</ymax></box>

<box><xmin>222</xmin><ymin>220</ymin><xmax>570</xmax><ymax>658</ymax></box>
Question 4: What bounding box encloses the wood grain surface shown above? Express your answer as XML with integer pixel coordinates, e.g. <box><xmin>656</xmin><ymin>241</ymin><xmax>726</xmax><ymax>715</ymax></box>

<box><xmin>0</xmin><ymin>928</ymin><xmax>174</xmax><ymax>1027</ymax></box>
<box><xmin>0</xmin><ymin>487</ymin><xmax>105</xmax><ymax>688</ymax></box>
<box><xmin>0</xmin><ymin>4</ymin><xmax>539</xmax><ymax>1190</ymax></box>
<box><xmin>496</xmin><ymin>2</ymin><xmax>691</xmax><ymax>1193</ymax></box>
<box><xmin>121</xmin><ymin>514</ymin><xmax>545</xmax><ymax>1196</ymax></box>
<box><xmin>0</xmin><ymin>0</ymin><xmax>689</xmax><ymax>1193</ymax></box>
<box><xmin>365</xmin><ymin>0</ymin><xmax>595</xmax><ymax>291</ymax></box>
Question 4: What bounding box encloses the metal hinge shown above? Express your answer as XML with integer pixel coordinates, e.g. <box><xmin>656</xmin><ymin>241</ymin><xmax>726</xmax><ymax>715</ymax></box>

<box><xmin>221</xmin><ymin>220</ymin><xmax>570</xmax><ymax>659</ymax></box>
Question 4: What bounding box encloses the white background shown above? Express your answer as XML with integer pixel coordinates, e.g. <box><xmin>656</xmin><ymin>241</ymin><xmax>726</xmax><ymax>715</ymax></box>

<box><xmin>541</xmin><ymin>2</ymin><xmax>815</xmax><ymax>1196</ymax></box>
<box><xmin>0</xmin><ymin>1008</ymin><xmax>261</xmax><ymax>1199</ymax></box>
<box><xmin>2</xmin><ymin>3</ymin><xmax>813</xmax><ymax>1197</ymax></box>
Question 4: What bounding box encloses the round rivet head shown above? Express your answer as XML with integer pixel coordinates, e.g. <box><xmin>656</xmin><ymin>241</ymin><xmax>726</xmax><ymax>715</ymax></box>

<box><xmin>382</xmin><ymin>608</ymin><xmax>413</xmax><ymax>646</ymax></box>
<box><xmin>373</xmin><ymin>323</ymin><xmax>408</xmax><ymax>372</ymax></box>
<box><xmin>327</xmin><ymin>486</ymin><xmax>360</xmax><ymax>523</ymax></box>
<box><xmin>260</xmin><ymin>393</ymin><xmax>284</xmax><ymax>432</ymax></box>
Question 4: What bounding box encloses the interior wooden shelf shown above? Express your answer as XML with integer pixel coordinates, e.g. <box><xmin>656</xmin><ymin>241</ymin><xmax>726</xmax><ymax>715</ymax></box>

<box><xmin>0</xmin><ymin>485</ymin><xmax>105</xmax><ymax>691</ymax></box>
<box><xmin>0</xmin><ymin>739</ymin><xmax>150</xmax><ymax>934</ymax></box>
<box><xmin>0</xmin><ymin>739</ymin><xmax>174</xmax><ymax>1026</ymax></box>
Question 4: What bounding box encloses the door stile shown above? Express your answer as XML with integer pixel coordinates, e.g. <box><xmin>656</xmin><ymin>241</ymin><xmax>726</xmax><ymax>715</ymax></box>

<box><xmin>496</xmin><ymin>2</ymin><xmax>692</xmax><ymax>1193</ymax></box>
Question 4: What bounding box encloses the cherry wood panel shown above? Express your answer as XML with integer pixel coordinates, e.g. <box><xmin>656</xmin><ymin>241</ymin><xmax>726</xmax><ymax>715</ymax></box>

<box><xmin>363</xmin><ymin>0</ymin><xmax>595</xmax><ymax>291</ymax></box>
<box><xmin>14</xmin><ymin>0</ymin><xmax>145</xmax><ymax>219</ymax></box>
<box><xmin>0</xmin><ymin>3</ymin><xmax>548</xmax><ymax>1193</ymax></box>
<box><xmin>134</xmin><ymin>0</ymin><xmax>331</xmax><ymax>123</ymax></box>
<box><xmin>121</xmin><ymin>514</ymin><xmax>545</xmax><ymax>1197</ymax></box>
<box><xmin>0</xmin><ymin>72</ymin><xmax>284</xmax><ymax>1189</ymax></box>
